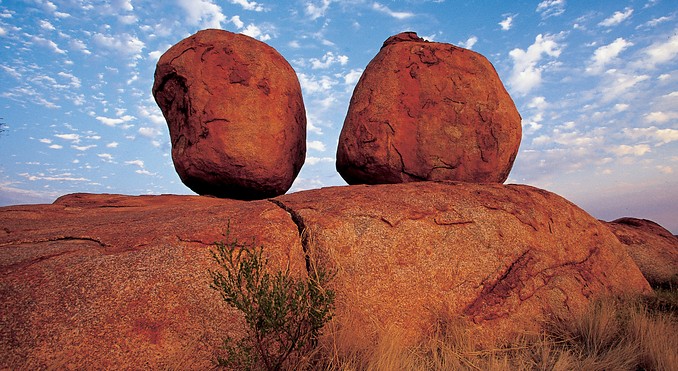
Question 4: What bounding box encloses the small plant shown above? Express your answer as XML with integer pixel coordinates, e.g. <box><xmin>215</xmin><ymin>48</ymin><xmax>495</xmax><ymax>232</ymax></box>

<box><xmin>209</xmin><ymin>228</ymin><xmax>335</xmax><ymax>371</ymax></box>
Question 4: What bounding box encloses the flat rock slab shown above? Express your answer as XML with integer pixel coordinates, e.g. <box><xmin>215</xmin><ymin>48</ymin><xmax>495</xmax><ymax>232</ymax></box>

<box><xmin>0</xmin><ymin>183</ymin><xmax>651</xmax><ymax>367</ymax></box>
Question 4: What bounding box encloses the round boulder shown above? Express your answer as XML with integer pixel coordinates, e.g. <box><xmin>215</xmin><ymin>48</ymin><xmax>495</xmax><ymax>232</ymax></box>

<box><xmin>153</xmin><ymin>29</ymin><xmax>306</xmax><ymax>200</ymax></box>
<box><xmin>336</xmin><ymin>32</ymin><xmax>521</xmax><ymax>184</ymax></box>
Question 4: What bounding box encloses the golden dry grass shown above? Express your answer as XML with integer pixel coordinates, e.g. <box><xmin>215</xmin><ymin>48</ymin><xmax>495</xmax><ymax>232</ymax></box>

<box><xmin>292</xmin><ymin>288</ymin><xmax>678</xmax><ymax>371</ymax></box>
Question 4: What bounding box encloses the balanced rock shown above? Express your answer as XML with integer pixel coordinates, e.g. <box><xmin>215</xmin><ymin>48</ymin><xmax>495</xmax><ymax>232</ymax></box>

<box><xmin>153</xmin><ymin>29</ymin><xmax>306</xmax><ymax>200</ymax></box>
<box><xmin>605</xmin><ymin>217</ymin><xmax>678</xmax><ymax>286</ymax></box>
<box><xmin>0</xmin><ymin>183</ymin><xmax>650</xmax><ymax>367</ymax></box>
<box><xmin>336</xmin><ymin>32</ymin><xmax>522</xmax><ymax>184</ymax></box>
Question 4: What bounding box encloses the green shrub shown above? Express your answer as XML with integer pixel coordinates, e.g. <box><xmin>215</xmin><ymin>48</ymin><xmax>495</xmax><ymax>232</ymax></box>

<box><xmin>209</xmin><ymin>229</ymin><xmax>335</xmax><ymax>370</ymax></box>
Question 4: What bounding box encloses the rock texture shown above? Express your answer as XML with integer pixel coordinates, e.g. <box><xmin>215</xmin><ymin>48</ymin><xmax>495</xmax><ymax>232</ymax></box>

<box><xmin>277</xmin><ymin>182</ymin><xmax>651</xmax><ymax>350</ymax></box>
<box><xmin>336</xmin><ymin>32</ymin><xmax>521</xmax><ymax>185</ymax></box>
<box><xmin>605</xmin><ymin>217</ymin><xmax>678</xmax><ymax>286</ymax></box>
<box><xmin>153</xmin><ymin>29</ymin><xmax>306</xmax><ymax>200</ymax></box>
<box><xmin>0</xmin><ymin>193</ymin><xmax>306</xmax><ymax>369</ymax></box>
<box><xmin>1</xmin><ymin>183</ymin><xmax>651</xmax><ymax>368</ymax></box>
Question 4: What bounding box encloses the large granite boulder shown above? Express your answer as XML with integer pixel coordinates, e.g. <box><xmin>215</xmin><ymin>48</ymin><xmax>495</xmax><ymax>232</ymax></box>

<box><xmin>336</xmin><ymin>32</ymin><xmax>522</xmax><ymax>185</ymax></box>
<box><xmin>0</xmin><ymin>183</ymin><xmax>651</xmax><ymax>368</ymax></box>
<box><xmin>605</xmin><ymin>217</ymin><xmax>678</xmax><ymax>286</ymax></box>
<box><xmin>153</xmin><ymin>29</ymin><xmax>306</xmax><ymax>200</ymax></box>
<box><xmin>276</xmin><ymin>182</ymin><xmax>651</xmax><ymax>350</ymax></box>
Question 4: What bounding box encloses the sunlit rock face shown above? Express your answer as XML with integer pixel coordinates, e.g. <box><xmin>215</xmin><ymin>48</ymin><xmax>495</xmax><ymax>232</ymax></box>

<box><xmin>605</xmin><ymin>217</ymin><xmax>678</xmax><ymax>286</ymax></box>
<box><xmin>153</xmin><ymin>29</ymin><xmax>306</xmax><ymax>200</ymax></box>
<box><xmin>337</xmin><ymin>32</ymin><xmax>522</xmax><ymax>185</ymax></box>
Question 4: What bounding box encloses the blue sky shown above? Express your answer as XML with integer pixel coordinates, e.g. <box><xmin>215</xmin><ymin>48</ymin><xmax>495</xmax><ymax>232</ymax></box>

<box><xmin>0</xmin><ymin>0</ymin><xmax>677</xmax><ymax>232</ymax></box>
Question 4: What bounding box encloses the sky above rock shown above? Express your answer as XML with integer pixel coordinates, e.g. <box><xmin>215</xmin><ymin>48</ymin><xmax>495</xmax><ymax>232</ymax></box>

<box><xmin>0</xmin><ymin>0</ymin><xmax>676</xmax><ymax>232</ymax></box>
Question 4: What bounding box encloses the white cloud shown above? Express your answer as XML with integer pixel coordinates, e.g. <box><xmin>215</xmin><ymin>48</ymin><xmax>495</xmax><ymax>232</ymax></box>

<box><xmin>229</xmin><ymin>0</ymin><xmax>266</xmax><ymax>12</ymax></box>
<box><xmin>641</xmin><ymin>31</ymin><xmax>678</xmax><ymax>68</ymax></box>
<box><xmin>298</xmin><ymin>73</ymin><xmax>338</xmax><ymax>95</ymax></box>
<box><xmin>97</xmin><ymin>153</ymin><xmax>114</xmax><ymax>162</ymax></box>
<box><xmin>536</xmin><ymin>0</ymin><xmax>565</xmax><ymax>18</ymax></box>
<box><xmin>69</xmin><ymin>39</ymin><xmax>91</xmax><ymax>55</ymax></box>
<box><xmin>599</xmin><ymin>7</ymin><xmax>633</xmax><ymax>27</ymax></box>
<box><xmin>609</xmin><ymin>144</ymin><xmax>651</xmax><ymax>156</ymax></box>
<box><xmin>0</xmin><ymin>26</ymin><xmax>6</xmax><ymax>37</ymax></box>
<box><xmin>343</xmin><ymin>68</ymin><xmax>363</xmax><ymax>85</ymax></box>
<box><xmin>55</xmin><ymin>133</ymin><xmax>81</xmax><ymax>142</ymax></box>
<box><xmin>113</xmin><ymin>0</ymin><xmax>134</xmax><ymax>11</ymax></box>
<box><xmin>93</xmin><ymin>33</ymin><xmax>145</xmax><ymax>57</ymax></box>
<box><xmin>508</xmin><ymin>33</ymin><xmax>562</xmax><ymax>95</ymax></box>
<box><xmin>39</xmin><ymin>20</ymin><xmax>55</xmax><ymax>30</ymax></box>
<box><xmin>614</xmin><ymin>103</ymin><xmax>629</xmax><ymax>112</ymax></box>
<box><xmin>586</xmin><ymin>37</ymin><xmax>633</xmax><ymax>74</ymax></box>
<box><xmin>135</xmin><ymin>169</ymin><xmax>157</xmax><ymax>176</ymax></box>
<box><xmin>20</xmin><ymin>173</ymin><xmax>89</xmax><ymax>182</ymax></box>
<box><xmin>138</xmin><ymin>126</ymin><xmax>162</xmax><ymax>138</ymax></box>
<box><xmin>31</xmin><ymin>36</ymin><xmax>66</xmax><ymax>54</ymax></box>
<box><xmin>39</xmin><ymin>138</ymin><xmax>52</xmax><ymax>144</ymax></box>
<box><xmin>644</xmin><ymin>111</ymin><xmax>678</xmax><ymax>124</ymax></box>
<box><xmin>230</xmin><ymin>15</ymin><xmax>244</xmax><ymax>29</ymax></box>
<box><xmin>241</xmin><ymin>24</ymin><xmax>272</xmax><ymax>41</ymax></box>
<box><xmin>306</xmin><ymin>0</ymin><xmax>332</xmax><ymax>20</ymax></box>
<box><xmin>499</xmin><ymin>15</ymin><xmax>514</xmax><ymax>31</ymax></box>
<box><xmin>96</xmin><ymin>115</ymin><xmax>135</xmax><ymax>127</ymax></box>
<box><xmin>643</xmin><ymin>15</ymin><xmax>673</xmax><ymax>28</ymax></box>
<box><xmin>106</xmin><ymin>142</ymin><xmax>119</xmax><ymax>148</ymax></box>
<box><xmin>48</xmin><ymin>144</ymin><xmax>63</xmax><ymax>149</ymax></box>
<box><xmin>459</xmin><ymin>36</ymin><xmax>478</xmax><ymax>49</ymax></box>
<box><xmin>657</xmin><ymin>165</ymin><xmax>673</xmax><ymax>174</ymax></box>
<box><xmin>125</xmin><ymin>159</ymin><xmax>145</xmax><ymax>168</ymax></box>
<box><xmin>306</xmin><ymin>156</ymin><xmax>334</xmax><ymax>165</ymax></box>
<box><xmin>72</xmin><ymin>144</ymin><xmax>97</xmax><ymax>151</ymax></box>
<box><xmin>307</xmin><ymin>140</ymin><xmax>326</xmax><ymax>152</ymax></box>
<box><xmin>624</xmin><ymin>126</ymin><xmax>678</xmax><ymax>145</ymax></box>
<box><xmin>176</xmin><ymin>0</ymin><xmax>226</xmax><ymax>28</ymax></box>
<box><xmin>58</xmin><ymin>72</ymin><xmax>81</xmax><ymax>88</ymax></box>
<box><xmin>527</xmin><ymin>96</ymin><xmax>548</xmax><ymax>110</ymax></box>
<box><xmin>598</xmin><ymin>70</ymin><xmax>650</xmax><ymax>102</ymax></box>
<box><xmin>310</xmin><ymin>52</ymin><xmax>349</xmax><ymax>69</ymax></box>
<box><xmin>372</xmin><ymin>2</ymin><xmax>414</xmax><ymax>20</ymax></box>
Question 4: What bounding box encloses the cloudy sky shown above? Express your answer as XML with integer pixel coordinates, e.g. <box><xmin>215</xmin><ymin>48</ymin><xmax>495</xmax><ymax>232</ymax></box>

<box><xmin>0</xmin><ymin>0</ymin><xmax>676</xmax><ymax>232</ymax></box>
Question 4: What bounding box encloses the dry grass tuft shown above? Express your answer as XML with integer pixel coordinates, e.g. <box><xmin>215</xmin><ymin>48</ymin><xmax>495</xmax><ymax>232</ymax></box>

<box><xmin>293</xmin><ymin>286</ymin><xmax>678</xmax><ymax>371</ymax></box>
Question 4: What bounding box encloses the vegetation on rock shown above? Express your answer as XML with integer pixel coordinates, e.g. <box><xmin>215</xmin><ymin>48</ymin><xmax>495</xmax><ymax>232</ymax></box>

<box><xmin>209</xmin><ymin>228</ymin><xmax>335</xmax><ymax>370</ymax></box>
<box><xmin>299</xmin><ymin>285</ymin><xmax>678</xmax><ymax>370</ymax></box>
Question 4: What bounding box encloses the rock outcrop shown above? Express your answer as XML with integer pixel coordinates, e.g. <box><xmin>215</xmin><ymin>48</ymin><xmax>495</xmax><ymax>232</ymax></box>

<box><xmin>153</xmin><ymin>29</ymin><xmax>306</xmax><ymax>200</ymax></box>
<box><xmin>0</xmin><ymin>183</ymin><xmax>651</xmax><ymax>368</ymax></box>
<box><xmin>0</xmin><ymin>193</ymin><xmax>305</xmax><ymax>369</ymax></box>
<box><xmin>336</xmin><ymin>32</ymin><xmax>521</xmax><ymax>185</ymax></box>
<box><xmin>605</xmin><ymin>217</ymin><xmax>678</xmax><ymax>286</ymax></box>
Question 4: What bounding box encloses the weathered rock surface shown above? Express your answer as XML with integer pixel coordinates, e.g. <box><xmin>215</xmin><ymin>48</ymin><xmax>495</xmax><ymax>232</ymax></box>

<box><xmin>1</xmin><ymin>183</ymin><xmax>650</xmax><ymax>368</ymax></box>
<box><xmin>605</xmin><ymin>217</ymin><xmax>678</xmax><ymax>286</ymax></box>
<box><xmin>0</xmin><ymin>193</ymin><xmax>306</xmax><ymax>369</ymax></box>
<box><xmin>277</xmin><ymin>182</ymin><xmax>651</xmax><ymax>350</ymax></box>
<box><xmin>153</xmin><ymin>29</ymin><xmax>306</xmax><ymax>200</ymax></box>
<box><xmin>336</xmin><ymin>32</ymin><xmax>522</xmax><ymax>185</ymax></box>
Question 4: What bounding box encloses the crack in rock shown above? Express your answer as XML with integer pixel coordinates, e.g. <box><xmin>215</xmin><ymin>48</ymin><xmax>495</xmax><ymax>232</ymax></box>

<box><xmin>268</xmin><ymin>199</ymin><xmax>312</xmax><ymax>273</ymax></box>
<box><xmin>0</xmin><ymin>236</ymin><xmax>107</xmax><ymax>248</ymax></box>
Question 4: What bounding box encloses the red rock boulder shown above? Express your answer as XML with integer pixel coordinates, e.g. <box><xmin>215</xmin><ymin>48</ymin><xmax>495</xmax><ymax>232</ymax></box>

<box><xmin>336</xmin><ymin>32</ymin><xmax>521</xmax><ymax>184</ymax></box>
<box><xmin>277</xmin><ymin>182</ymin><xmax>650</xmax><ymax>350</ymax></box>
<box><xmin>605</xmin><ymin>217</ymin><xmax>678</xmax><ymax>286</ymax></box>
<box><xmin>153</xmin><ymin>29</ymin><xmax>306</xmax><ymax>200</ymax></box>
